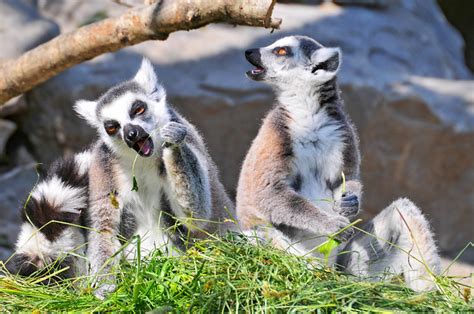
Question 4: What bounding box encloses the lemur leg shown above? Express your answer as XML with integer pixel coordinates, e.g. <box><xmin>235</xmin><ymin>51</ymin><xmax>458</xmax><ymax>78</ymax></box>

<box><xmin>261</xmin><ymin>183</ymin><xmax>354</xmax><ymax>242</ymax></box>
<box><xmin>161</xmin><ymin>122</ymin><xmax>212</xmax><ymax>229</ymax></box>
<box><xmin>6</xmin><ymin>154</ymin><xmax>91</xmax><ymax>280</ymax></box>
<box><xmin>337</xmin><ymin>198</ymin><xmax>441</xmax><ymax>292</ymax></box>
<box><xmin>87</xmin><ymin>150</ymin><xmax>122</xmax><ymax>299</ymax></box>
<box><xmin>242</xmin><ymin>226</ymin><xmax>311</xmax><ymax>256</ymax></box>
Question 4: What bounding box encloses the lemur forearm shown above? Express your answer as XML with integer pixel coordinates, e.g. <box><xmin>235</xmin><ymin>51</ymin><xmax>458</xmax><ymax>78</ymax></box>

<box><xmin>163</xmin><ymin>143</ymin><xmax>212</xmax><ymax>222</ymax></box>
<box><xmin>87</xmin><ymin>151</ymin><xmax>122</xmax><ymax>279</ymax></box>
<box><xmin>87</xmin><ymin>195</ymin><xmax>122</xmax><ymax>278</ymax></box>
<box><xmin>263</xmin><ymin>182</ymin><xmax>347</xmax><ymax>235</ymax></box>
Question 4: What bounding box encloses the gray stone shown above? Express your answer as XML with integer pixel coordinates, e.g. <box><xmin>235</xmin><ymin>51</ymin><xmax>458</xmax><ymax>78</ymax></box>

<box><xmin>18</xmin><ymin>1</ymin><xmax>474</xmax><ymax>262</ymax></box>
<box><xmin>38</xmin><ymin>0</ymin><xmax>128</xmax><ymax>33</ymax></box>
<box><xmin>333</xmin><ymin>0</ymin><xmax>392</xmax><ymax>8</ymax></box>
<box><xmin>0</xmin><ymin>164</ymin><xmax>38</xmax><ymax>261</ymax></box>
<box><xmin>0</xmin><ymin>0</ymin><xmax>59</xmax><ymax>60</ymax></box>
<box><xmin>0</xmin><ymin>120</ymin><xmax>16</xmax><ymax>156</ymax></box>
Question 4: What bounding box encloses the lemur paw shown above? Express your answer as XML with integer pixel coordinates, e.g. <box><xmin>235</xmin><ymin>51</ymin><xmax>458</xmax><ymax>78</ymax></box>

<box><xmin>336</xmin><ymin>191</ymin><xmax>360</xmax><ymax>218</ymax></box>
<box><xmin>94</xmin><ymin>283</ymin><xmax>117</xmax><ymax>300</ymax></box>
<box><xmin>160</xmin><ymin>122</ymin><xmax>187</xmax><ymax>148</ymax></box>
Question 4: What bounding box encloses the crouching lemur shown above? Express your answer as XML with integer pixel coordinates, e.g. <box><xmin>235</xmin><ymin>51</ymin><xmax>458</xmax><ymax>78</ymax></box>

<box><xmin>236</xmin><ymin>35</ymin><xmax>441</xmax><ymax>292</ymax></box>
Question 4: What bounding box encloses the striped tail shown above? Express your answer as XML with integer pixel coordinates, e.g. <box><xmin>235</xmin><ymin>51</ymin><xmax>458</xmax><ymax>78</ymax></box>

<box><xmin>6</xmin><ymin>151</ymin><xmax>93</xmax><ymax>280</ymax></box>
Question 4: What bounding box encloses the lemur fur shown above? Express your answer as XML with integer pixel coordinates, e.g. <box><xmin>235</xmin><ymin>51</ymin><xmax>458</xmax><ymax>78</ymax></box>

<box><xmin>236</xmin><ymin>35</ymin><xmax>441</xmax><ymax>292</ymax></box>
<box><xmin>7</xmin><ymin>59</ymin><xmax>235</xmax><ymax>298</ymax></box>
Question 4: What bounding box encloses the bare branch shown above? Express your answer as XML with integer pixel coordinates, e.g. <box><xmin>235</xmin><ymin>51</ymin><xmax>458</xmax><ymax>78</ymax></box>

<box><xmin>0</xmin><ymin>0</ymin><xmax>281</xmax><ymax>105</ymax></box>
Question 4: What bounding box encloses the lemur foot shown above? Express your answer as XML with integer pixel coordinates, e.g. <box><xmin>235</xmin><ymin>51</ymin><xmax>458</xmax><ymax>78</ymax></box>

<box><xmin>161</xmin><ymin>121</ymin><xmax>187</xmax><ymax>147</ymax></box>
<box><xmin>327</xmin><ymin>215</ymin><xmax>354</xmax><ymax>242</ymax></box>
<box><xmin>94</xmin><ymin>283</ymin><xmax>117</xmax><ymax>300</ymax></box>
<box><xmin>335</xmin><ymin>191</ymin><xmax>360</xmax><ymax>218</ymax></box>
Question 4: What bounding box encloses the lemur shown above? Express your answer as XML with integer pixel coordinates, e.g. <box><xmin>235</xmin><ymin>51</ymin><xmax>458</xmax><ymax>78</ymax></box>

<box><xmin>236</xmin><ymin>35</ymin><xmax>441</xmax><ymax>292</ymax></box>
<box><xmin>7</xmin><ymin>59</ymin><xmax>235</xmax><ymax>298</ymax></box>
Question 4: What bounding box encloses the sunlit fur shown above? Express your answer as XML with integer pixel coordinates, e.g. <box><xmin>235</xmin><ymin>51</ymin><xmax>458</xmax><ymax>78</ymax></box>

<box><xmin>9</xmin><ymin>58</ymin><xmax>235</xmax><ymax>299</ymax></box>
<box><xmin>237</xmin><ymin>35</ymin><xmax>440</xmax><ymax>292</ymax></box>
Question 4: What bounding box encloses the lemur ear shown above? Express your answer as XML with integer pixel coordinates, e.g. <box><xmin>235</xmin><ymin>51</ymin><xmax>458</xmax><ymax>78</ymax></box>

<box><xmin>134</xmin><ymin>58</ymin><xmax>166</xmax><ymax>101</ymax></box>
<box><xmin>74</xmin><ymin>99</ymin><xmax>98</xmax><ymax>126</ymax></box>
<box><xmin>310</xmin><ymin>47</ymin><xmax>341</xmax><ymax>75</ymax></box>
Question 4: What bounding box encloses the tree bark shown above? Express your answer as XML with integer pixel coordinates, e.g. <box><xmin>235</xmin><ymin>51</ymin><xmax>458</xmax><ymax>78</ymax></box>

<box><xmin>0</xmin><ymin>0</ymin><xmax>281</xmax><ymax>105</ymax></box>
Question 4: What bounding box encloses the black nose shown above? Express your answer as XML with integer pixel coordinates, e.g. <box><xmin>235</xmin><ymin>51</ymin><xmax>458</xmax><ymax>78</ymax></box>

<box><xmin>126</xmin><ymin>128</ymin><xmax>138</xmax><ymax>142</ymax></box>
<box><xmin>245</xmin><ymin>49</ymin><xmax>257</xmax><ymax>58</ymax></box>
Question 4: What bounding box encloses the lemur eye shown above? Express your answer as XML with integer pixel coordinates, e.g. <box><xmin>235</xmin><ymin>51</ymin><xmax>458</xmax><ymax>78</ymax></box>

<box><xmin>104</xmin><ymin>120</ymin><xmax>120</xmax><ymax>136</ymax></box>
<box><xmin>131</xmin><ymin>100</ymin><xmax>147</xmax><ymax>118</ymax></box>
<box><xmin>135</xmin><ymin>105</ymin><xmax>145</xmax><ymax>116</ymax></box>
<box><xmin>274</xmin><ymin>47</ymin><xmax>290</xmax><ymax>56</ymax></box>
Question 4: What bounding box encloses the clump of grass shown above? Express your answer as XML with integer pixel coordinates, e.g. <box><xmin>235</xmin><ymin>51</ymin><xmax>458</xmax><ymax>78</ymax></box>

<box><xmin>0</xmin><ymin>235</ymin><xmax>472</xmax><ymax>312</ymax></box>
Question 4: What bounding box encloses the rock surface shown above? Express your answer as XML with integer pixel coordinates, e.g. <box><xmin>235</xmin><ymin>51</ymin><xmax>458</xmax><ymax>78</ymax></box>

<box><xmin>0</xmin><ymin>164</ymin><xmax>37</xmax><ymax>261</ymax></box>
<box><xmin>0</xmin><ymin>120</ymin><xmax>16</xmax><ymax>156</ymax></box>
<box><xmin>2</xmin><ymin>1</ymin><xmax>474</xmax><ymax>262</ymax></box>
<box><xmin>0</xmin><ymin>0</ymin><xmax>59</xmax><ymax>60</ymax></box>
<box><xmin>438</xmin><ymin>0</ymin><xmax>474</xmax><ymax>72</ymax></box>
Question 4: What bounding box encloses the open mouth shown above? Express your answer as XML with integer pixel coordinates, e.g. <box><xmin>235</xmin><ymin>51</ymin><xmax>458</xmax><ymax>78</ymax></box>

<box><xmin>245</xmin><ymin>52</ymin><xmax>266</xmax><ymax>81</ymax></box>
<box><xmin>132</xmin><ymin>136</ymin><xmax>154</xmax><ymax>157</ymax></box>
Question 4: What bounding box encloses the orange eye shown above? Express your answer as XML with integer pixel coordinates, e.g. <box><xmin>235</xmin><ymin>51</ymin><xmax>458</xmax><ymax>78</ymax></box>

<box><xmin>104</xmin><ymin>121</ymin><xmax>120</xmax><ymax>135</ymax></box>
<box><xmin>134</xmin><ymin>106</ymin><xmax>145</xmax><ymax>116</ymax></box>
<box><xmin>277</xmin><ymin>48</ymin><xmax>287</xmax><ymax>56</ymax></box>
<box><xmin>106</xmin><ymin>126</ymin><xmax>117</xmax><ymax>135</ymax></box>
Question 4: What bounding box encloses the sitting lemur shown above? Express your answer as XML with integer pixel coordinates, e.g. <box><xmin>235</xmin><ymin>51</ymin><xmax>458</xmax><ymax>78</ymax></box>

<box><xmin>8</xmin><ymin>59</ymin><xmax>236</xmax><ymax>298</ymax></box>
<box><xmin>236</xmin><ymin>35</ymin><xmax>441</xmax><ymax>292</ymax></box>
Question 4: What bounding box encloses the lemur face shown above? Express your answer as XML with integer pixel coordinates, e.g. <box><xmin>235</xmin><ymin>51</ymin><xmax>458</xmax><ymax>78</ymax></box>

<box><xmin>74</xmin><ymin>59</ymin><xmax>170</xmax><ymax>158</ymax></box>
<box><xmin>245</xmin><ymin>35</ymin><xmax>341</xmax><ymax>88</ymax></box>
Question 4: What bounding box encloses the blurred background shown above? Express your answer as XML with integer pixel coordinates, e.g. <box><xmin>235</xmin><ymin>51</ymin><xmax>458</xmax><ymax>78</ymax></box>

<box><xmin>0</xmin><ymin>0</ymin><xmax>472</xmax><ymax>271</ymax></box>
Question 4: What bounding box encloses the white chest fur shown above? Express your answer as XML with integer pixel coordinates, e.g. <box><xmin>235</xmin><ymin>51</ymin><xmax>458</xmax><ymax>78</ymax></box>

<box><xmin>287</xmin><ymin>103</ymin><xmax>345</xmax><ymax>212</ymax></box>
<box><xmin>115</xmin><ymin>158</ymin><xmax>177</xmax><ymax>258</ymax></box>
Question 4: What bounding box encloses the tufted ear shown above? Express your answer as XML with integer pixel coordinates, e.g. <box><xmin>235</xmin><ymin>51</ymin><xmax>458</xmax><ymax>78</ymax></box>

<box><xmin>74</xmin><ymin>99</ymin><xmax>98</xmax><ymax>127</ymax></box>
<box><xmin>133</xmin><ymin>58</ymin><xmax>166</xmax><ymax>101</ymax></box>
<box><xmin>310</xmin><ymin>47</ymin><xmax>341</xmax><ymax>75</ymax></box>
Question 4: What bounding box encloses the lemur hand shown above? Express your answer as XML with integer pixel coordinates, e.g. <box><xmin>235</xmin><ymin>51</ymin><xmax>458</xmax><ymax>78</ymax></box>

<box><xmin>335</xmin><ymin>191</ymin><xmax>360</xmax><ymax>218</ymax></box>
<box><xmin>161</xmin><ymin>121</ymin><xmax>187</xmax><ymax>148</ymax></box>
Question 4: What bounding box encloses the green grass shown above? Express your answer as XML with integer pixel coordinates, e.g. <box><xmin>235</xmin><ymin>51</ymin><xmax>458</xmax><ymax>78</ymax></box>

<box><xmin>0</xmin><ymin>235</ymin><xmax>472</xmax><ymax>312</ymax></box>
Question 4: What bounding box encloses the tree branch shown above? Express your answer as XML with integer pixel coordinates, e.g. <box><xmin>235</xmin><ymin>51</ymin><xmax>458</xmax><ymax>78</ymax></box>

<box><xmin>0</xmin><ymin>0</ymin><xmax>281</xmax><ymax>105</ymax></box>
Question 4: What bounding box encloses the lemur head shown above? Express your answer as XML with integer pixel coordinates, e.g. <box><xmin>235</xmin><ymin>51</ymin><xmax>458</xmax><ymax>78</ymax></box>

<box><xmin>245</xmin><ymin>35</ymin><xmax>341</xmax><ymax>89</ymax></box>
<box><xmin>74</xmin><ymin>58</ymin><xmax>169</xmax><ymax>158</ymax></box>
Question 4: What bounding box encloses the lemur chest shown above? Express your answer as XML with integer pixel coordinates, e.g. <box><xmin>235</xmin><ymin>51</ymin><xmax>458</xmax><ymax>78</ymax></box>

<box><xmin>115</xmin><ymin>161</ymin><xmax>174</xmax><ymax>255</ymax></box>
<box><xmin>288</xmin><ymin>110</ymin><xmax>345</xmax><ymax>210</ymax></box>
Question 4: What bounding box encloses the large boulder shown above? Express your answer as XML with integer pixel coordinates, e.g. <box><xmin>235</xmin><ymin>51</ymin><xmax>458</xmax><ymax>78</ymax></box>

<box><xmin>0</xmin><ymin>0</ymin><xmax>59</xmax><ymax>170</ymax></box>
<box><xmin>0</xmin><ymin>120</ymin><xmax>16</xmax><ymax>157</ymax></box>
<box><xmin>0</xmin><ymin>164</ymin><xmax>37</xmax><ymax>261</ymax></box>
<box><xmin>13</xmin><ymin>1</ymin><xmax>474</xmax><ymax>261</ymax></box>
<box><xmin>0</xmin><ymin>0</ymin><xmax>59</xmax><ymax>60</ymax></box>
<box><xmin>438</xmin><ymin>0</ymin><xmax>474</xmax><ymax>72</ymax></box>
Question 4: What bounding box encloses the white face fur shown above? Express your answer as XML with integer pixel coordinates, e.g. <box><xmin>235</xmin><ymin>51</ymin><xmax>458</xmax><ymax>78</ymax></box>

<box><xmin>74</xmin><ymin>58</ymin><xmax>170</xmax><ymax>159</ymax></box>
<box><xmin>245</xmin><ymin>35</ymin><xmax>342</xmax><ymax>90</ymax></box>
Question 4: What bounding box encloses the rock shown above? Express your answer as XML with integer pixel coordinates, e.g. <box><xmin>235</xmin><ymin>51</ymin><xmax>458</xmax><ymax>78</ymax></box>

<box><xmin>38</xmin><ymin>0</ymin><xmax>128</xmax><ymax>33</ymax></box>
<box><xmin>0</xmin><ymin>96</ymin><xmax>28</xmax><ymax>118</ymax></box>
<box><xmin>18</xmin><ymin>1</ymin><xmax>474</xmax><ymax>261</ymax></box>
<box><xmin>343</xmin><ymin>80</ymin><xmax>474</xmax><ymax>261</ymax></box>
<box><xmin>333</xmin><ymin>0</ymin><xmax>392</xmax><ymax>8</ymax></box>
<box><xmin>438</xmin><ymin>0</ymin><xmax>474</xmax><ymax>72</ymax></box>
<box><xmin>441</xmin><ymin>257</ymin><xmax>474</xmax><ymax>288</ymax></box>
<box><xmin>0</xmin><ymin>164</ymin><xmax>38</xmax><ymax>261</ymax></box>
<box><xmin>0</xmin><ymin>0</ymin><xmax>59</xmax><ymax>60</ymax></box>
<box><xmin>0</xmin><ymin>120</ymin><xmax>16</xmax><ymax>156</ymax></box>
